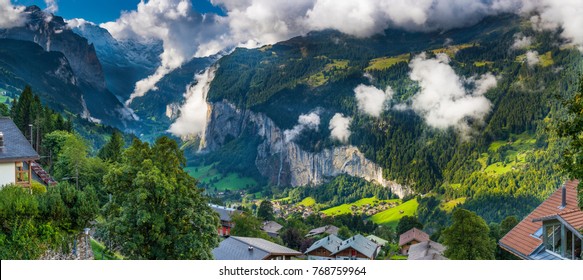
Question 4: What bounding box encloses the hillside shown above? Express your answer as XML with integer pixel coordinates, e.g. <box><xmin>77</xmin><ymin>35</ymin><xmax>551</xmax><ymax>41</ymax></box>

<box><xmin>193</xmin><ymin>14</ymin><xmax>583</xmax><ymax>223</ymax></box>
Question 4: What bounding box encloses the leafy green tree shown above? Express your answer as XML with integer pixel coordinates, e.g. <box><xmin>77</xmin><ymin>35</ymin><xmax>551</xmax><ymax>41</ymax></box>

<box><xmin>0</xmin><ymin>103</ymin><xmax>9</xmax><ymax>116</ymax></box>
<box><xmin>280</xmin><ymin>228</ymin><xmax>303</xmax><ymax>250</ymax></box>
<box><xmin>396</xmin><ymin>216</ymin><xmax>424</xmax><ymax>236</ymax></box>
<box><xmin>557</xmin><ymin>77</ymin><xmax>583</xmax><ymax>210</ymax></box>
<box><xmin>230</xmin><ymin>212</ymin><xmax>270</xmax><ymax>239</ymax></box>
<box><xmin>442</xmin><ymin>209</ymin><xmax>496</xmax><ymax>260</ymax></box>
<box><xmin>499</xmin><ymin>215</ymin><xmax>519</xmax><ymax>236</ymax></box>
<box><xmin>257</xmin><ymin>200</ymin><xmax>274</xmax><ymax>221</ymax></box>
<box><xmin>103</xmin><ymin>137</ymin><xmax>219</xmax><ymax>259</ymax></box>
<box><xmin>98</xmin><ymin>130</ymin><xmax>124</xmax><ymax>163</ymax></box>
<box><xmin>337</xmin><ymin>226</ymin><xmax>353</xmax><ymax>240</ymax></box>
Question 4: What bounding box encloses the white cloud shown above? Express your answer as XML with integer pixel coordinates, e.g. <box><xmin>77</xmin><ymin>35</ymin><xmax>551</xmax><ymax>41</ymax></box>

<box><xmin>354</xmin><ymin>84</ymin><xmax>393</xmax><ymax>117</ymax></box>
<box><xmin>329</xmin><ymin>113</ymin><xmax>351</xmax><ymax>143</ymax></box>
<box><xmin>472</xmin><ymin>73</ymin><xmax>498</xmax><ymax>96</ymax></box>
<box><xmin>168</xmin><ymin>67</ymin><xmax>215</xmax><ymax>137</ymax></box>
<box><xmin>511</xmin><ymin>33</ymin><xmax>533</xmax><ymax>49</ymax></box>
<box><xmin>525</xmin><ymin>50</ymin><xmax>540</xmax><ymax>67</ymax></box>
<box><xmin>409</xmin><ymin>53</ymin><xmax>493</xmax><ymax>134</ymax></box>
<box><xmin>521</xmin><ymin>0</ymin><xmax>583</xmax><ymax>50</ymax></box>
<box><xmin>0</xmin><ymin>0</ymin><xmax>25</xmax><ymax>29</ymax></box>
<box><xmin>284</xmin><ymin>111</ymin><xmax>321</xmax><ymax>142</ymax></box>
<box><xmin>101</xmin><ymin>0</ymin><xmax>227</xmax><ymax>104</ymax></box>
<box><xmin>44</xmin><ymin>0</ymin><xmax>58</xmax><ymax>14</ymax></box>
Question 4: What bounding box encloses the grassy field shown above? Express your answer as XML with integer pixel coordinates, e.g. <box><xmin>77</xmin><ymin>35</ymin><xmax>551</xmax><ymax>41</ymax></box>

<box><xmin>368</xmin><ymin>198</ymin><xmax>419</xmax><ymax>228</ymax></box>
<box><xmin>185</xmin><ymin>164</ymin><xmax>258</xmax><ymax>193</ymax></box>
<box><xmin>365</xmin><ymin>53</ymin><xmax>410</xmax><ymax>71</ymax></box>
<box><xmin>321</xmin><ymin>197</ymin><xmax>399</xmax><ymax>216</ymax></box>
<box><xmin>90</xmin><ymin>239</ymin><xmax>123</xmax><ymax>260</ymax></box>
<box><xmin>473</xmin><ymin>61</ymin><xmax>494</xmax><ymax>67</ymax></box>
<box><xmin>298</xmin><ymin>197</ymin><xmax>316</xmax><ymax>207</ymax></box>
<box><xmin>431</xmin><ymin>43</ymin><xmax>475</xmax><ymax>57</ymax></box>
<box><xmin>480</xmin><ymin>133</ymin><xmax>537</xmax><ymax>176</ymax></box>
<box><xmin>307</xmin><ymin>59</ymin><xmax>349</xmax><ymax>87</ymax></box>
<box><xmin>440</xmin><ymin>197</ymin><xmax>467</xmax><ymax>213</ymax></box>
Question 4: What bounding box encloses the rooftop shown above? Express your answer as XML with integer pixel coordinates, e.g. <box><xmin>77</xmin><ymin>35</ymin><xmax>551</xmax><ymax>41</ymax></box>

<box><xmin>366</xmin><ymin>235</ymin><xmax>389</xmax><ymax>246</ymax></box>
<box><xmin>334</xmin><ymin>234</ymin><xmax>379</xmax><ymax>259</ymax></box>
<box><xmin>305</xmin><ymin>225</ymin><xmax>339</xmax><ymax>237</ymax></box>
<box><xmin>499</xmin><ymin>180</ymin><xmax>583</xmax><ymax>259</ymax></box>
<box><xmin>212</xmin><ymin>236</ymin><xmax>301</xmax><ymax>260</ymax></box>
<box><xmin>0</xmin><ymin>118</ymin><xmax>39</xmax><ymax>163</ymax></box>
<box><xmin>407</xmin><ymin>240</ymin><xmax>448</xmax><ymax>260</ymax></box>
<box><xmin>399</xmin><ymin>228</ymin><xmax>430</xmax><ymax>246</ymax></box>
<box><xmin>209</xmin><ymin>204</ymin><xmax>239</xmax><ymax>222</ymax></box>
<box><xmin>261</xmin><ymin>221</ymin><xmax>283</xmax><ymax>234</ymax></box>
<box><xmin>304</xmin><ymin>234</ymin><xmax>343</xmax><ymax>255</ymax></box>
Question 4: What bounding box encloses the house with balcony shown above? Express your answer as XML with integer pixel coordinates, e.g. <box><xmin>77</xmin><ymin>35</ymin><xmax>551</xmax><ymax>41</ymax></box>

<box><xmin>0</xmin><ymin>118</ymin><xmax>39</xmax><ymax>187</ymax></box>
<box><xmin>305</xmin><ymin>234</ymin><xmax>380</xmax><ymax>260</ymax></box>
<box><xmin>499</xmin><ymin>181</ymin><xmax>583</xmax><ymax>260</ymax></box>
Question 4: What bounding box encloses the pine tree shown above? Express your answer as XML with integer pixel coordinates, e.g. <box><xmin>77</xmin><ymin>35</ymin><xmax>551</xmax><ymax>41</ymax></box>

<box><xmin>98</xmin><ymin>130</ymin><xmax>124</xmax><ymax>162</ymax></box>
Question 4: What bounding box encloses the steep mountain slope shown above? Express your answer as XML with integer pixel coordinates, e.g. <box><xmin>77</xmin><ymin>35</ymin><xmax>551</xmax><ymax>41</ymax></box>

<box><xmin>69</xmin><ymin>21</ymin><xmax>163</xmax><ymax>101</ymax></box>
<box><xmin>0</xmin><ymin>39</ymin><xmax>84</xmax><ymax>113</ymax></box>
<box><xmin>188</xmin><ymin>14</ymin><xmax>583</xmax><ymax>221</ymax></box>
<box><xmin>0</xmin><ymin>6</ymin><xmax>134</xmax><ymax>127</ymax></box>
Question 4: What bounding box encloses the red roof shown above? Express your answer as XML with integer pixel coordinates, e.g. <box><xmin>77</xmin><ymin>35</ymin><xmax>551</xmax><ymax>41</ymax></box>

<box><xmin>499</xmin><ymin>180</ymin><xmax>582</xmax><ymax>258</ymax></box>
<box><xmin>399</xmin><ymin>228</ymin><xmax>430</xmax><ymax>246</ymax></box>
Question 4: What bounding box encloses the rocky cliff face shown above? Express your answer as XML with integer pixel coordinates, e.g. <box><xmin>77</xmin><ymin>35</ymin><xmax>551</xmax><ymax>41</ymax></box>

<box><xmin>202</xmin><ymin>100</ymin><xmax>409</xmax><ymax>198</ymax></box>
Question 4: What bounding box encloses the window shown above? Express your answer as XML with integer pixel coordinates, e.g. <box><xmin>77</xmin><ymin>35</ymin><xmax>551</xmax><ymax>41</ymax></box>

<box><xmin>531</xmin><ymin>227</ymin><xmax>543</xmax><ymax>239</ymax></box>
<box><xmin>544</xmin><ymin>224</ymin><xmax>562</xmax><ymax>255</ymax></box>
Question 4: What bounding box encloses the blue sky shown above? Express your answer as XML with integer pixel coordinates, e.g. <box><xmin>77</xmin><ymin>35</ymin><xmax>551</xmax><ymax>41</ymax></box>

<box><xmin>12</xmin><ymin>0</ymin><xmax>224</xmax><ymax>24</ymax></box>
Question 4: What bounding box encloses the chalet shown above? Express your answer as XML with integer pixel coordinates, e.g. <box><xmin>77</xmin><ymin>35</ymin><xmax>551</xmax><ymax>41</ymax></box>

<box><xmin>209</xmin><ymin>204</ymin><xmax>240</xmax><ymax>237</ymax></box>
<box><xmin>499</xmin><ymin>181</ymin><xmax>583</xmax><ymax>260</ymax></box>
<box><xmin>305</xmin><ymin>225</ymin><xmax>339</xmax><ymax>237</ymax></box>
<box><xmin>261</xmin><ymin>221</ymin><xmax>283</xmax><ymax>238</ymax></box>
<box><xmin>407</xmin><ymin>240</ymin><xmax>448</xmax><ymax>260</ymax></box>
<box><xmin>0</xmin><ymin>118</ymin><xmax>39</xmax><ymax>187</ymax></box>
<box><xmin>212</xmin><ymin>236</ymin><xmax>302</xmax><ymax>260</ymax></box>
<box><xmin>304</xmin><ymin>234</ymin><xmax>343</xmax><ymax>260</ymax></box>
<box><xmin>332</xmin><ymin>234</ymin><xmax>380</xmax><ymax>260</ymax></box>
<box><xmin>399</xmin><ymin>228</ymin><xmax>430</xmax><ymax>255</ymax></box>
<box><xmin>305</xmin><ymin>234</ymin><xmax>380</xmax><ymax>260</ymax></box>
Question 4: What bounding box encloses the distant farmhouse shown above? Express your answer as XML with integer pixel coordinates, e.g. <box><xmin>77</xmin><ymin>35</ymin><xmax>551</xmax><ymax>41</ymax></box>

<box><xmin>0</xmin><ymin>118</ymin><xmax>39</xmax><ymax>187</ymax></box>
<box><xmin>209</xmin><ymin>204</ymin><xmax>241</xmax><ymax>237</ymax></box>
<box><xmin>399</xmin><ymin>228</ymin><xmax>430</xmax><ymax>255</ymax></box>
<box><xmin>407</xmin><ymin>240</ymin><xmax>448</xmax><ymax>260</ymax></box>
<box><xmin>213</xmin><ymin>236</ymin><xmax>302</xmax><ymax>260</ymax></box>
<box><xmin>305</xmin><ymin>234</ymin><xmax>380</xmax><ymax>260</ymax></box>
<box><xmin>261</xmin><ymin>221</ymin><xmax>283</xmax><ymax>238</ymax></box>
<box><xmin>499</xmin><ymin>181</ymin><xmax>583</xmax><ymax>260</ymax></box>
<box><xmin>305</xmin><ymin>225</ymin><xmax>339</xmax><ymax>237</ymax></box>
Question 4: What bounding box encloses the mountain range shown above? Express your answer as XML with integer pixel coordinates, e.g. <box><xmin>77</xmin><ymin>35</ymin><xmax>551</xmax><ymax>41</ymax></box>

<box><xmin>1</xmin><ymin>6</ymin><xmax>582</xmax><ymax>224</ymax></box>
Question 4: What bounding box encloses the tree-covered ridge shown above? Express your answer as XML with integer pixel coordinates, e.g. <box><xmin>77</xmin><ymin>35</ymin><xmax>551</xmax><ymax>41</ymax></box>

<box><xmin>201</xmin><ymin>14</ymin><xmax>582</xmax><ymax>224</ymax></box>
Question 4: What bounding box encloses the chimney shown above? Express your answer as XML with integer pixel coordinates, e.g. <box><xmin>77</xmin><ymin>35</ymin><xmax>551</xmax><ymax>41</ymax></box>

<box><xmin>0</xmin><ymin>131</ymin><xmax>4</xmax><ymax>152</ymax></box>
<box><xmin>561</xmin><ymin>184</ymin><xmax>567</xmax><ymax>209</ymax></box>
<box><xmin>248</xmin><ymin>246</ymin><xmax>254</xmax><ymax>251</ymax></box>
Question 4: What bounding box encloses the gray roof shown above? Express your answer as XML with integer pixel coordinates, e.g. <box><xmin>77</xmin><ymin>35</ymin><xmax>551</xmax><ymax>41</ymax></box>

<box><xmin>209</xmin><ymin>204</ymin><xmax>239</xmax><ymax>222</ymax></box>
<box><xmin>407</xmin><ymin>241</ymin><xmax>448</xmax><ymax>260</ymax></box>
<box><xmin>335</xmin><ymin>234</ymin><xmax>379</xmax><ymax>259</ymax></box>
<box><xmin>212</xmin><ymin>236</ymin><xmax>302</xmax><ymax>260</ymax></box>
<box><xmin>0</xmin><ymin>118</ymin><xmax>39</xmax><ymax>163</ymax></box>
<box><xmin>366</xmin><ymin>235</ymin><xmax>389</xmax><ymax>246</ymax></box>
<box><xmin>306</xmin><ymin>225</ymin><xmax>339</xmax><ymax>237</ymax></box>
<box><xmin>305</xmin><ymin>234</ymin><xmax>343</xmax><ymax>255</ymax></box>
<box><xmin>262</xmin><ymin>221</ymin><xmax>283</xmax><ymax>234</ymax></box>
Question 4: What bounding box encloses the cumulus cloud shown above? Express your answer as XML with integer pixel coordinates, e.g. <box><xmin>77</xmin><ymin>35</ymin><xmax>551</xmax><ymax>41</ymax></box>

<box><xmin>525</xmin><ymin>50</ymin><xmax>540</xmax><ymax>67</ymax></box>
<box><xmin>472</xmin><ymin>73</ymin><xmax>498</xmax><ymax>96</ymax></box>
<box><xmin>168</xmin><ymin>67</ymin><xmax>215</xmax><ymax>138</ymax></box>
<box><xmin>409</xmin><ymin>53</ymin><xmax>493</xmax><ymax>134</ymax></box>
<box><xmin>101</xmin><ymin>0</ymin><xmax>227</xmax><ymax>104</ymax></box>
<box><xmin>511</xmin><ymin>33</ymin><xmax>533</xmax><ymax>49</ymax></box>
<box><xmin>329</xmin><ymin>113</ymin><xmax>352</xmax><ymax>143</ymax></box>
<box><xmin>522</xmin><ymin>0</ymin><xmax>583</xmax><ymax>50</ymax></box>
<box><xmin>44</xmin><ymin>0</ymin><xmax>58</xmax><ymax>14</ymax></box>
<box><xmin>354</xmin><ymin>84</ymin><xmax>393</xmax><ymax>117</ymax></box>
<box><xmin>284</xmin><ymin>111</ymin><xmax>321</xmax><ymax>143</ymax></box>
<box><xmin>0</xmin><ymin>0</ymin><xmax>26</xmax><ymax>29</ymax></box>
